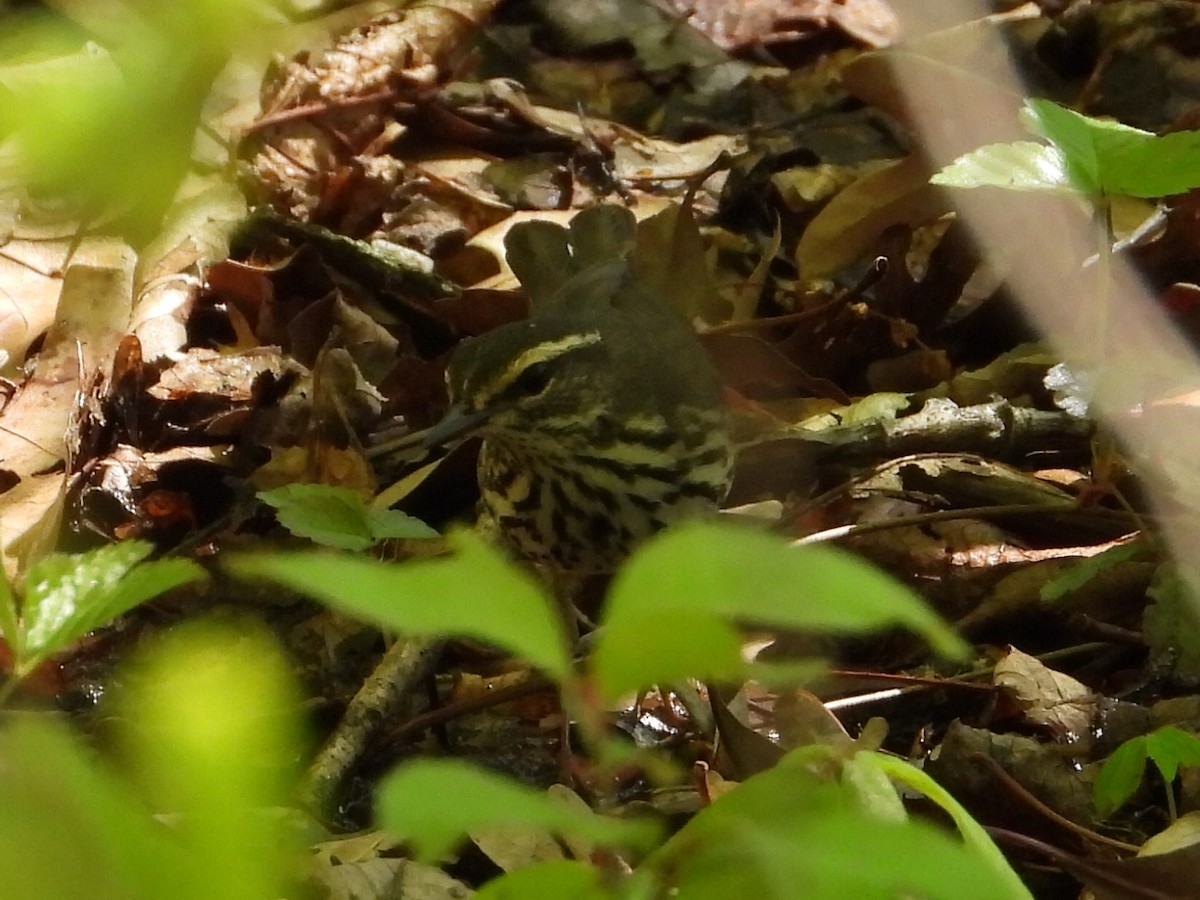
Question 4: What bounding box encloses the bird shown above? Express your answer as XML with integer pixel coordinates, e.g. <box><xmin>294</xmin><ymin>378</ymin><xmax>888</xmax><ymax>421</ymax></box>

<box><xmin>424</xmin><ymin>205</ymin><xmax>732</xmax><ymax>574</ymax></box>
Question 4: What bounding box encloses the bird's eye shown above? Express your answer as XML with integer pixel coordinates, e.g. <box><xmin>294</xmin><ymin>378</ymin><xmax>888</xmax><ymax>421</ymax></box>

<box><xmin>512</xmin><ymin>361</ymin><xmax>553</xmax><ymax>397</ymax></box>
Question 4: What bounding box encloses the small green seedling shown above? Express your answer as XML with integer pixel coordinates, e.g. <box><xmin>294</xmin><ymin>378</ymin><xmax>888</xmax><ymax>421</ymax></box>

<box><xmin>1094</xmin><ymin>725</ymin><xmax>1200</xmax><ymax>819</ymax></box>
<box><xmin>258</xmin><ymin>483</ymin><xmax>438</xmax><ymax>551</ymax></box>
<box><xmin>932</xmin><ymin>98</ymin><xmax>1200</xmax><ymax>202</ymax></box>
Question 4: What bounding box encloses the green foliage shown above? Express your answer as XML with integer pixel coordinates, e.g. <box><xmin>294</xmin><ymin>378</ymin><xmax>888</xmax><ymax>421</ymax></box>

<box><xmin>228</xmin><ymin>521</ymin><xmax>1024</xmax><ymax>898</ymax></box>
<box><xmin>1094</xmin><ymin>726</ymin><xmax>1200</xmax><ymax>817</ymax></box>
<box><xmin>226</xmin><ymin>530</ymin><xmax>574</xmax><ymax>683</ymax></box>
<box><xmin>0</xmin><ymin>620</ymin><xmax>307</xmax><ymax>900</ymax></box>
<box><xmin>933</xmin><ymin>140</ymin><xmax>1073</xmax><ymax>196</ymax></box>
<box><xmin>258</xmin><ymin>484</ymin><xmax>438</xmax><ymax>551</ymax></box>
<box><xmin>932</xmin><ymin>98</ymin><xmax>1200</xmax><ymax>200</ymax></box>
<box><xmin>377</xmin><ymin>759</ymin><xmax>662</xmax><ymax>863</ymax></box>
<box><xmin>595</xmin><ymin>526</ymin><xmax>968</xmax><ymax>700</ymax></box>
<box><xmin>229</xmin><ymin>523</ymin><xmax>969</xmax><ymax>700</ymax></box>
<box><xmin>0</xmin><ymin>540</ymin><xmax>205</xmax><ymax>690</ymax></box>
<box><xmin>630</xmin><ymin>750</ymin><xmax>1025</xmax><ymax>900</ymax></box>
<box><xmin>0</xmin><ymin>0</ymin><xmax>268</xmax><ymax>237</ymax></box>
<box><xmin>1142</xmin><ymin>564</ymin><xmax>1200</xmax><ymax>679</ymax></box>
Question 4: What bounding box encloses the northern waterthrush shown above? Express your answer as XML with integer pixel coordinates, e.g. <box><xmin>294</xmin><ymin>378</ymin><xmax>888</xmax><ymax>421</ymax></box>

<box><xmin>425</xmin><ymin>206</ymin><xmax>733</xmax><ymax>573</ymax></box>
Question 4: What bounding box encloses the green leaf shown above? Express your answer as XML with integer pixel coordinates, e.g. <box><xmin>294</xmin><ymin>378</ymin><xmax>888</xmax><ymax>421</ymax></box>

<box><xmin>1094</xmin><ymin>726</ymin><xmax>1200</xmax><ymax>818</ymax></box>
<box><xmin>0</xmin><ymin>718</ymin><xmax>186</xmax><ymax>900</ymax></box>
<box><xmin>1145</xmin><ymin>726</ymin><xmax>1200</xmax><ymax>784</ymax></box>
<box><xmin>473</xmin><ymin>860</ymin><xmax>607</xmax><ymax>899</ymax></box>
<box><xmin>592</xmin><ymin>609</ymin><xmax>747</xmax><ymax>701</ymax></box>
<box><xmin>0</xmin><ymin>0</ymin><xmax>267</xmax><ymax>236</ymax></box>
<box><xmin>931</xmin><ymin>141</ymin><xmax>1073</xmax><ymax>195</ymax></box>
<box><xmin>0</xmin><ymin>571</ymin><xmax>19</xmax><ymax>659</ymax></box>
<box><xmin>259</xmin><ymin>484</ymin><xmax>374</xmax><ymax>550</ymax></box>
<box><xmin>1093</xmin><ymin>735</ymin><xmax>1149</xmax><ymax>816</ymax></box>
<box><xmin>1022</xmin><ymin>98</ymin><xmax>1200</xmax><ymax>198</ymax></box>
<box><xmin>366</xmin><ymin>507</ymin><xmax>440</xmax><ymax>541</ymax></box>
<box><xmin>649</xmin><ymin>752</ymin><xmax>1029</xmax><ymax>900</ymax></box>
<box><xmin>117</xmin><ymin>620</ymin><xmax>306</xmax><ymax>900</ymax></box>
<box><xmin>259</xmin><ymin>485</ymin><xmax>437</xmax><ymax>549</ymax></box>
<box><xmin>20</xmin><ymin>541</ymin><xmax>205</xmax><ymax>675</ymax></box>
<box><xmin>377</xmin><ymin>759</ymin><xmax>661</xmax><ymax>863</ymax></box>
<box><xmin>604</xmin><ymin>523</ymin><xmax>968</xmax><ymax>661</ymax></box>
<box><xmin>225</xmin><ymin>531</ymin><xmax>572</xmax><ymax>683</ymax></box>
<box><xmin>867</xmin><ymin>753</ymin><xmax>1032</xmax><ymax>898</ymax></box>
<box><xmin>1041</xmin><ymin>541</ymin><xmax>1145</xmax><ymax>602</ymax></box>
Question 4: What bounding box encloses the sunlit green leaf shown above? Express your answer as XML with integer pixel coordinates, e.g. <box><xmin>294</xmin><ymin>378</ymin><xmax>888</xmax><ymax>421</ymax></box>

<box><xmin>1022</xmin><ymin>98</ymin><xmax>1200</xmax><ymax>198</ymax></box>
<box><xmin>931</xmin><ymin>141</ymin><xmax>1073</xmax><ymax>194</ymax></box>
<box><xmin>592</xmin><ymin>609</ymin><xmax>746</xmax><ymax>701</ymax></box>
<box><xmin>377</xmin><ymin>760</ymin><xmax>661</xmax><ymax>863</ymax></box>
<box><xmin>606</xmin><ymin>524</ymin><xmax>968</xmax><ymax>660</ymax></box>
<box><xmin>118</xmin><ymin>620</ymin><xmax>306</xmax><ymax>900</ymax></box>
<box><xmin>225</xmin><ymin>531</ymin><xmax>572</xmax><ymax>682</ymax></box>
<box><xmin>20</xmin><ymin>541</ymin><xmax>205</xmax><ymax>674</ymax></box>
<box><xmin>0</xmin><ymin>0</ymin><xmax>267</xmax><ymax>236</ymax></box>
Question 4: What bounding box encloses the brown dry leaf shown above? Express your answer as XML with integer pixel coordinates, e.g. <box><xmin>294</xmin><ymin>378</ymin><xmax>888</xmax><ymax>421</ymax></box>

<box><xmin>131</xmin><ymin>181</ymin><xmax>248</xmax><ymax>360</ymax></box>
<box><xmin>993</xmin><ymin>646</ymin><xmax>1096</xmax><ymax>740</ymax></box>
<box><xmin>670</xmin><ymin>0</ymin><xmax>901</xmax><ymax>52</ymax></box>
<box><xmin>0</xmin><ymin>241</ymin><xmax>136</xmax><ymax>581</ymax></box>
<box><xmin>310</xmin><ymin>830</ymin><xmax>471</xmax><ymax>900</ymax></box>
<box><xmin>246</xmin><ymin>0</ymin><xmax>501</xmax><ymax>224</ymax></box>
<box><xmin>0</xmin><ymin>233</ymin><xmax>73</xmax><ymax>370</ymax></box>
<box><xmin>470</xmin><ymin>822</ymin><xmax>566</xmax><ymax>872</ymax></box>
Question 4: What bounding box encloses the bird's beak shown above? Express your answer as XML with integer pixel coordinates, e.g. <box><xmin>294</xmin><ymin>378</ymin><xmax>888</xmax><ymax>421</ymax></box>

<box><xmin>422</xmin><ymin>403</ymin><xmax>493</xmax><ymax>449</ymax></box>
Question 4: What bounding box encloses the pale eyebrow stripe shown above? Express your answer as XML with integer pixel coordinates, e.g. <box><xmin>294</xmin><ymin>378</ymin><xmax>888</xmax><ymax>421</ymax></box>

<box><xmin>476</xmin><ymin>330</ymin><xmax>602</xmax><ymax>407</ymax></box>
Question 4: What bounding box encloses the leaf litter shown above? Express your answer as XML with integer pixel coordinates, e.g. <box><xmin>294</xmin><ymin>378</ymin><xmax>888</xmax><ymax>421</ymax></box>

<box><xmin>5</xmin><ymin>1</ymin><xmax>1200</xmax><ymax>897</ymax></box>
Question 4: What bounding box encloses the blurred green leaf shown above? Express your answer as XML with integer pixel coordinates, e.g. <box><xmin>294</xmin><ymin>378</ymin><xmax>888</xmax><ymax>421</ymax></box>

<box><xmin>648</xmin><ymin>752</ymin><xmax>1027</xmax><ymax>900</ymax></box>
<box><xmin>0</xmin><ymin>718</ymin><xmax>187</xmax><ymax>900</ymax></box>
<box><xmin>0</xmin><ymin>621</ymin><xmax>308</xmax><ymax>900</ymax></box>
<box><xmin>117</xmin><ymin>619</ymin><xmax>307</xmax><ymax>900</ymax></box>
<box><xmin>592</xmin><ymin>608</ymin><xmax>746</xmax><ymax>702</ymax></box>
<box><xmin>867</xmin><ymin>753</ymin><xmax>1031</xmax><ymax>897</ymax></box>
<box><xmin>18</xmin><ymin>540</ymin><xmax>205</xmax><ymax>676</ymax></box>
<box><xmin>602</xmin><ymin>524</ymin><xmax>967</xmax><ymax>669</ymax></box>
<box><xmin>0</xmin><ymin>570</ymin><xmax>18</xmax><ymax>659</ymax></box>
<box><xmin>225</xmin><ymin>531</ymin><xmax>573</xmax><ymax>682</ymax></box>
<box><xmin>377</xmin><ymin>759</ymin><xmax>661</xmax><ymax>863</ymax></box>
<box><xmin>258</xmin><ymin>484</ymin><xmax>437</xmax><ymax>551</ymax></box>
<box><xmin>0</xmin><ymin>0</ymin><xmax>267</xmax><ymax>238</ymax></box>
